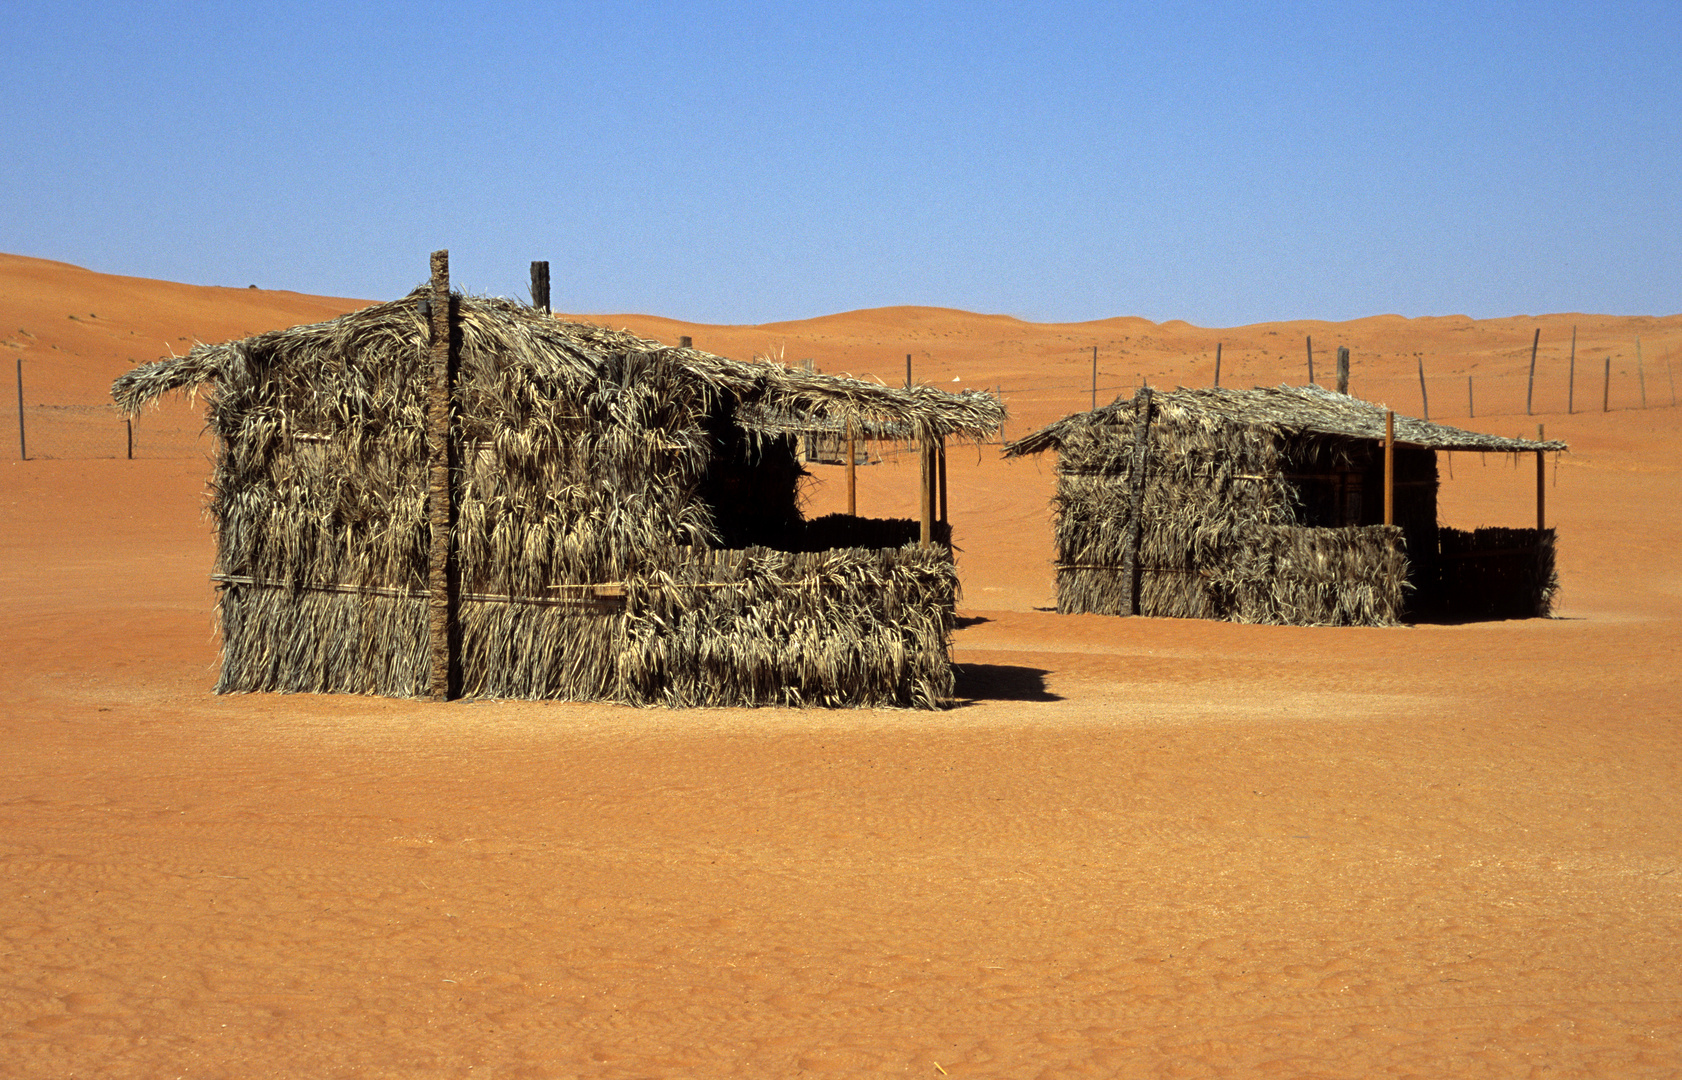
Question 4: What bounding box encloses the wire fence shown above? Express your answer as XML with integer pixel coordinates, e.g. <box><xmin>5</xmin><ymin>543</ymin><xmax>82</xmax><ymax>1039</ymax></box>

<box><xmin>12</xmin><ymin>361</ymin><xmax>208</xmax><ymax>460</ymax></box>
<box><xmin>13</xmin><ymin>340</ymin><xmax>1677</xmax><ymax>460</ymax></box>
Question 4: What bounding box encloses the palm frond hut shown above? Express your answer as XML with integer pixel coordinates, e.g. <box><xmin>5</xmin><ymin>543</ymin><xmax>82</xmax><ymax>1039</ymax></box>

<box><xmin>113</xmin><ymin>268</ymin><xmax>1003</xmax><ymax>708</ymax></box>
<box><xmin>1004</xmin><ymin>384</ymin><xmax>1565</xmax><ymax>626</ymax></box>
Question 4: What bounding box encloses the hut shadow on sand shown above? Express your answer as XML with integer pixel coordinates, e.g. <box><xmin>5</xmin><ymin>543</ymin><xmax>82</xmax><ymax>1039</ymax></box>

<box><xmin>113</xmin><ymin>263</ymin><xmax>1003</xmax><ymax>708</ymax></box>
<box><xmin>1005</xmin><ymin>384</ymin><xmax>1566</xmax><ymax>627</ymax></box>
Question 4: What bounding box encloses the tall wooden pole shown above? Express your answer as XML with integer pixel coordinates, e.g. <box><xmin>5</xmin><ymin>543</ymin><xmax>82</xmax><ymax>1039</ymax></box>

<box><xmin>427</xmin><ymin>250</ymin><xmax>455</xmax><ymax>702</ymax></box>
<box><xmin>937</xmin><ymin>437</ymin><xmax>948</xmax><ymax>528</ymax></box>
<box><xmin>1336</xmin><ymin>346</ymin><xmax>1349</xmax><ymax>395</ymax></box>
<box><xmin>530</xmin><ymin>260</ymin><xmax>550</xmax><ymax>313</ymax></box>
<box><xmin>844</xmin><ymin>418</ymin><xmax>856</xmax><ymax>516</ymax></box>
<box><xmin>905</xmin><ymin>354</ymin><xmax>912</xmax><ymax>389</ymax></box>
<box><xmin>1417</xmin><ymin>357</ymin><xmax>1430</xmax><ymax>420</ymax></box>
<box><xmin>14</xmin><ymin>358</ymin><xmax>24</xmax><ymax>461</ymax></box>
<box><xmin>1603</xmin><ymin>356</ymin><xmax>1611</xmax><ymax>412</ymax></box>
<box><xmin>1213</xmin><ymin>342</ymin><xmax>1222</xmax><ymax>388</ymax></box>
<box><xmin>1091</xmin><ymin>346</ymin><xmax>1098</xmax><ymax>411</ymax></box>
<box><xmin>1306</xmin><ymin>336</ymin><xmax>1314</xmax><ymax>385</ymax></box>
<box><xmin>1526</xmin><ymin>328</ymin><xmax>1539</xmax><ymax>415</ymax></box>
<box><xmin>1535</xmin><ymin>423</ymin><xmax>1545</xmax><ymax>533</ymax></box>
<box><xmin>1383</xmin><ymin>410</ymin><xmax>1395</xmax><ymax>527</ymax></box>
<box><xmin>1119</xmin><ymin>387</ymin><xmax>1154</xmax><ymax>617</ymax></box>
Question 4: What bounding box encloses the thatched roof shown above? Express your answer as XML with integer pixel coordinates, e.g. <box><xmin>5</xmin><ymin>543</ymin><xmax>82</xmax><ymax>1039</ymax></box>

<box><xmin>1004</xmin><ymin>384</ymin><xmax>1567</xmax><ymax>457</ymax></box>
<box><xmin>112</xmin><ymin>290</ymin><xmax>1005</xmax><ymax>445</ymax></box>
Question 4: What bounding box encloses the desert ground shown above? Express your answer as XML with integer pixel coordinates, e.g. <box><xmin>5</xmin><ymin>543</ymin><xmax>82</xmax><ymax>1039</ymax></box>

<box><xmin>2</xmin><ymin>252</ymin><xmax>1679</xmax><ymax>1078</ymax></box>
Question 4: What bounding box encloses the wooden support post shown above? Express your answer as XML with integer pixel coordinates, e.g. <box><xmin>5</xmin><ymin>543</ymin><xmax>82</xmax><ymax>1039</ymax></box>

<box><xmin>937</xmin><ymin>436</ymin><xmax>948</xmax><ymax>527</ymax></box>
<box><xmin>678</xmin><ymin>336</ymin><xmax>692</xmax><ymax>349</ymax></box>
<box><xmin>1417</xmin><ymin>357</ymin><xmax>1430</xmax><ymax>420</ymax></box>
<box><xmin>1603</xmin><ymin>356</ymin><xmax>1611</xmax><ymax>412</ymax></box>
<box><xmin>125</xmin><ymin>418</ymin><xmax>133</xmax><ymax>460</ymax></box>
<box><xmin>15</xmin><ymin>358</ymin><xmax>25</xmax><ymax>461</ymax></box>
<box><xmin>1535</xmin><ymin>423</ymin><xmax>1545</xmax><ymax>532</ymax></box>
<box><xmin>1568</xmin><ymin>326</ymin><xmax>1576</xmax><ymax>415</ymax></box>
<box><xmin>1306</xmin><ymin>336</ymin><xmax>1314</xmax><ymax>385</ymax></box>
<box><xmin>844</xmin><ymin>418</ymin><xmax>856</xmax><ymax>516</ymax></box>
<box><xmin>1119</xmin><ymin>387</ymin><xmax>1154</xmax><ymax>616</ymax></box>
<box><xmin>529</xmin><ymin>260</ymin><xmax>550</xmax><ymax>313</ymax></box>
<box><xmin>919</xmin><ymin>436</ymin><xmax>933</xmax><ymax>548</ymax></box>
<box><xmin>1213</xmin><ymin>342</ymin><xmax>1222</xmax><ymax>388</ymax></box>
<box><xmin>1383</xmin><ymin>410</ymin><xmax>1395</xmax><ymax>527</ymax></box>
<box><xmin>1526</xmin><ymin>327</ymin><xmax>1539</xmax><ymax>415</ymax></box>
<box><xmin>906</xmin><ymin>354</ymin><xmax>912</xmax><ymax>389</ymax></box>
<box><xmin>1091</xmin><ymin>346</ymin><xmax>1098</xmax><ymax>411</ymax></box>
<box><xmin>426</xmin><ymin>250</ymin><xmax>455</xmax><ymax>702</ymax></box>
<box><xmin>1336</xmin><ymin>346</ymin><xmax>1349</xmax><ymax>395</ymax></box>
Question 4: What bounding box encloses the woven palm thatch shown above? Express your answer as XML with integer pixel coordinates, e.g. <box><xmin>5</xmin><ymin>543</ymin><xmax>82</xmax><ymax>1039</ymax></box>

<box><xmin>1005</xmin><ymin>384</ymin><xmax>1564</xmax><ymax>626</ymax></box>
<box><xmin>113</xmin><ymin>290</ymin><xmax>1001</xmax><ymax>707</ymax></box>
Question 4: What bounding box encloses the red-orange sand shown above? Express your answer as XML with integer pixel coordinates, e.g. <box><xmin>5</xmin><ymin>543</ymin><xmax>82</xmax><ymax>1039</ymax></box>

<box><xmin>3</xmin><ymin>253</ymin><xmax>1679</xmax><ymax>1078</ymax></box>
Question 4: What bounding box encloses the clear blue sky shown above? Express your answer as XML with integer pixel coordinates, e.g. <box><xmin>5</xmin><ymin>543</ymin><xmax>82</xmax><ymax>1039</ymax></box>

<box><xmin>4</xmin><ymin>1</ymin><xmax>1677</xmax><ymax>326</ymax></box>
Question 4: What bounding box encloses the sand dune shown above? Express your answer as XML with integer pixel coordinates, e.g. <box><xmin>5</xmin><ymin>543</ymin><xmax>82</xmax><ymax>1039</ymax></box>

<box><xmin>3</xmin><ymin>253</ymin><xmax>1680</xmax><ymax>1077</ymax></box>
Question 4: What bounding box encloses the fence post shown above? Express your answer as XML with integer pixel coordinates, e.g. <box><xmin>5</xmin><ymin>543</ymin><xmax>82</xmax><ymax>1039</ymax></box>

<box><xmin>1603</xmin><ymin>356</ymin><xmax>1611</xmax><ymax>412</ymax></box>
<box><xmin>14</xmin><ymin>358</ymin><xmax>23</xmax><ymax>461</ymax></box>
<box><xmin>1467</xmin><ymin>375</ymin><xmax>1474</xmax><ymax>418</ymax></box>
<box><xmin>1305</xmin><ymin>336</ymin><xmax>1314</xmax><ymax>385</ymax></box>
<box><xmin>1417</xmin><ymin>357</ymin><xmax>1430</xmax><ymax>420</ymax></box>
<box><xmin>1526</xmin><ymin>328</ymin><xmax>1539</xmax><ymax>415</ymax></box>
<box><xmin>126</xmin><ymin>418</ymin><xmax>133</xmax><ymax>460</ymax></box>
<box><xmin>1336</xmin><ymin>346</ymin><xmax>1349</xmax><ymax>395</ymax></box>
<box><xmin>1637</xmin><ymin>337</ymin><xmax>1647</xmax><ymax>408</ymax></box>
<box><xmin>1213</xmin><ymin>342</ymin><xmax>1222</xmax><ymax>388</ymax></box>
<box><xmin>1568</xmin><ymin>326</ymin><xmax>1576</xmax><ymax>415</ymax></box>
<box><xmin>906</xmin><ymin>354</ymin><xmax>912</xmax><ymax>389</ymax></box>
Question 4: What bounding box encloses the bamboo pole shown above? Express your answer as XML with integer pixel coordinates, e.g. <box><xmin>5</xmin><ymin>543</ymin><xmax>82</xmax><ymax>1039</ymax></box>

<box><xmin>1535</xmin><ymin>423</ymin><xmax>1545</xmax><ymax>532</ymax></box>
<box><xmin>1526</xmin><ymin>328</ymin><xmax>1539</xmax><ymax>415</ymax></box>
<box><xmin>1213</xmin><ymin>342</ymin><xmax>1222</xmax><ymax>388</ymax></box>
<box><xmin>1383</xmin><ymin>410</ymin><xmax>1395</xmax><ymax>527</ymax></box>
<box><xmin>1336</xmin><ymin>346</ymin><xmax>1349</xmax><ymax>395</ymax></box>
<box><xmin>426</xmin><ymin>250</ymin><xmax>455</xmax><ymax>702</ymax></box>
<box><xmin>844</xmin><ymin>418</ymin><xmax>856</xmax><ymax>516</ymax></box>
<box><xmin>15</xmin><ymin>358</ymin><xmax>24</xmax><ymax>461</ymax></box>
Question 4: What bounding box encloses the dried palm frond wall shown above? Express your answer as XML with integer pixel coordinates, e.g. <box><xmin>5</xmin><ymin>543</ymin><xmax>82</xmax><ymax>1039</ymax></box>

<box><xmin>1040</xmin><ymin>399</ymin><xmax>1422</xmax><ymax>626</ymax></box>
<box><xmin>114</xmin><ymin>291</ymin><xmax>999</xmax><ymax>707</ymax></box>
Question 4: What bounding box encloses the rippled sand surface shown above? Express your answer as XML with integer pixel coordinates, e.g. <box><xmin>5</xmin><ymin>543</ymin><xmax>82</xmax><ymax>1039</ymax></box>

<box><xmin>3</xmin><ymin>255</ymin><xmax>1679</xmax><ymax>1077</ymax></box>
